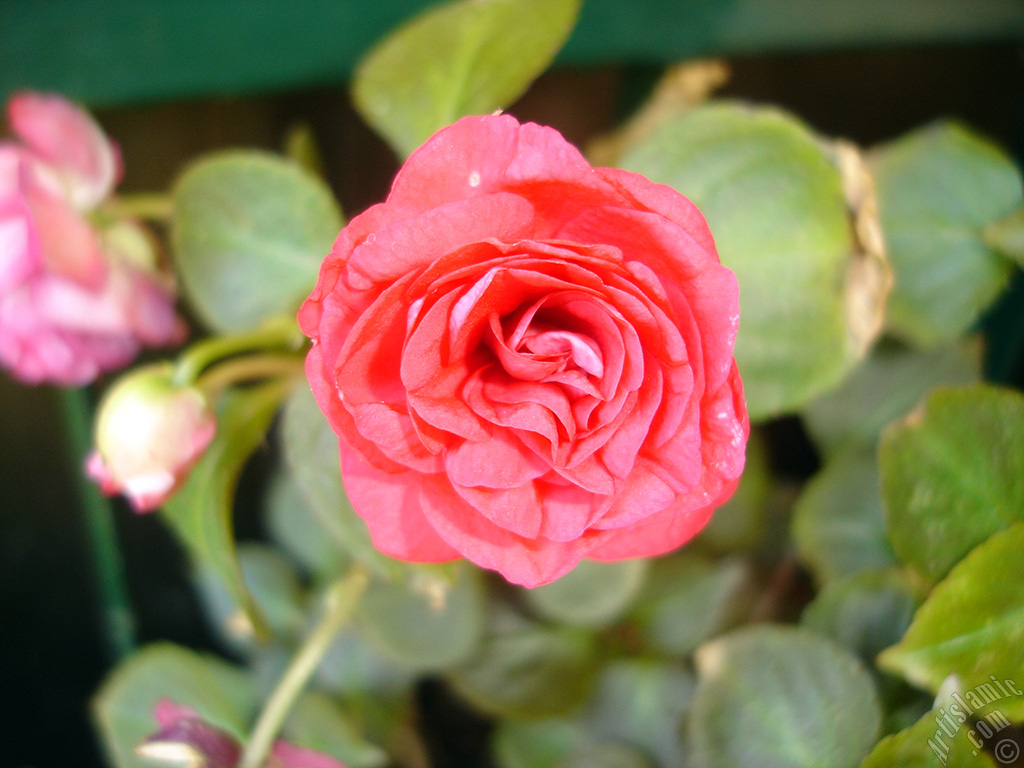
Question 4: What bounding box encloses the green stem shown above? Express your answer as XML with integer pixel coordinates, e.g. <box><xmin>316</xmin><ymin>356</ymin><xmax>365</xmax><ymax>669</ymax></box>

<box><xmin>983</xmin><ymin>204</ymin><xmax>1024</xmax><ymax>263</ymax></box>
<box><xmin>195</xmin><ymin>354</ymin><xmax>305</xmax><ymax>401</ymax></box>
<box><xmin>239</xmin><ymin>566</ymin><xmax>369</xmax><ymax>768</ymax></box>
<box><xmin>57</xmin><ymin>387</ymin><xmax>136</xmax><ymax>661</ymax></box>
<box><xmin>173</xmin><ymin>319</ymin><xmax>305</xmax><ymax>387</ymax></box>
<box><xmin>108</xmin><ymin>192</ymin><xmax>175</xmax><ymax>222</ymax></box>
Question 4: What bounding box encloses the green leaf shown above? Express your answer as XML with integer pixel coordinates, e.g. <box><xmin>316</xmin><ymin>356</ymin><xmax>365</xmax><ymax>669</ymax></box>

<box><xmin>494</xmin><ymin>661</ymin><xmax>694</xmax><ymax>768</ymax></box>
<box><xmin>620</xmin><ymin>102</ymin><xmax>876</xmax><ymax>419</ymax></box>
<box><xmin>448</xmin><ymin>606</ymin><xmax>597</xmax><ymax>718</ymax></box>
<box><xmin>523</xmin><ymin>558</ymin><xmax>648</xmax><ymax>628</ymax></box>
<box><xmin>173</xmin><ymin>150</ymin><xmax>342</xmax><ymax>332</ymax></box>
<box><xmin>235</xmin><ymin>547</ymin><xmax>304</xmax><ymax>638</ymax></box>
<box><xmin>315</xmin><ymin>628</ymin><xmax>418</xmax><ymax>698</ymax></box>
<box><xmin>803</xmin><ymin>339</ymin><xmax>982</xmax><ymax>456</ymax></box>
<box><xmin>582</xmin><ymin>659</ymin><xmax>694</xmax><ymax>768</ymax></box>
<box><xmin>801</xmin><ymin>569</ymin><xmax>920</xmax><ymax>662</ymax></box>
<box><xmin>629</xmin><ymin>552</ymin><xmax>751</xmax><ymax>657</ymax></box>
<box><xmin>196</xmin><ymin>543</ymin><xmax>307</xmax><ymax>650</ymax></box>
<box><xmin>494</xmin><ymin>719</ymin><xmax>584</xmax><ymax>768</ymax></box>
<box><xmin>162</xmin><ymin>379</ymin><xmax>291</xmax><ymax>636</ymax></box>
<box><xmin>688</xmin><ymin>625</ymin><xmax>882</xmax><ymax>768</ymax></box>
<box><xmin>695</xmin><ymin>430</ymin><xmax>771</xmax><ymax>553</ymax></box>
<box><xmin>879</xmin><ymin>384</ymin><xmax>1024</xmax><ymax>582</ymax></box>
<box><xmin>352</xmin><ymin>0</ymin><xmax>581</xmax><ymax>157</ymax></box>
<box><xmin>882</xmin><ymin>695</ymin><xmax>936</xmax><ymax>740</ymax></box>
<box><xmin>500</xmin><ymin>723</ymin><xmax>655</xmax><ymax>768</ymax></box>
<box><xmin>871</xmin><ymin>121</ymin><xmax>1023</xmax><ymax>345</ymax></box>
<box><xmin>283</xmin><ymin>122</ymin><xmax>327</xmax><ymax>180</ymax></box>
<box><xmin>354</xmin><ymin>564</ymin><xmax>485</xmax><ymax>671</ymax></box>
<box><xmin>792</xmin><ymin>450</ymin><xmax>897</xmax><ymax>586</ymax></box>
<box><xmin>878</xmin><ymin>522</ymin><xmax>1024</xmax><ymax>722</ymax></box>
<box><xmin>265</xmin><ymin>471</ymin><xmax>351</xmax><ymax>579</ymax></box>
<box><xmin>556</xmin><ymin>743</ymin><xmax>652</xmax><ymax>768</ymax></box>
<box><xmin>92</xmin><ymin>643</ymin><xmax>256</xmax><ymax>768</ymax></box>
<box><xmin>860</xmin><ymin>706</ymin><xmax>999</xmax><ymax>768</ymax></box>
<box><xmin>984</xmin><ymin>205</ymin><xmax>1024</xmax><ymax>266</ymax></box>
<box><xmin>283</xmin><ymin>692</ymin><xmax>389</xmax><ymax>768</ymax></box>
<box><xmin>281</xmin><ymin>383</ymin><xmax>402</xmax><ymax>578</ymax></box>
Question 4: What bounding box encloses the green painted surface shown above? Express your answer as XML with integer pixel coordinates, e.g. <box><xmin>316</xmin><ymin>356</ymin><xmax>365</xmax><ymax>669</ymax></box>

<box><xmin>2</xmin><ymin>0</ymin><xmax>1023</xmax><ymax>107</ymax></box>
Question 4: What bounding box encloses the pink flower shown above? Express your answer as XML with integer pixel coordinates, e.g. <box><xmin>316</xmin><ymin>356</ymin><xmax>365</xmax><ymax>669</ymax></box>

<box><xmin>0</xmin><ymin>92</ymin><xmax>183</xmax><ymax>385</ymax></box>
<box><xmin>300</xmin><ymin>115</ymin><xmax>748</xmax><ymax>587</ymax></box>
<box><xmin>139</xmin><ymin>700</ymin><xmax>347</xmax><ymax>768</ymax></box>
<box><xmin>87</xmin><ymin>364</ymin><xmax>216</xmax><ymax>511</ymax></box>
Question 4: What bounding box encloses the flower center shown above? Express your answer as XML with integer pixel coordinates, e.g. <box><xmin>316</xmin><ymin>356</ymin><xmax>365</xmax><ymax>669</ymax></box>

<box><xmin>519</xmin><ymin>324</ymin><xmax>604</xmax><ymax>378</ymax></box>
<box><xmin>485</xmin><ymin>299</ymin><xmax>607</xmax><ymax>396</ymax></box>
<box><xmin>444</xmin><ymin>264</ymin><xmax>612</xmax><ymax>391</ymax></box>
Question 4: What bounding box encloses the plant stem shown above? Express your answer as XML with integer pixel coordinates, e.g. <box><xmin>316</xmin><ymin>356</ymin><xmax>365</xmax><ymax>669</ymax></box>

<box><xmin>173</xmin><ymin>319</ymin><xmax>305</xmax><ymax>387</ymax></box>
<box><xmin>238</xmin><ymin>566</ymin><xmax>369</xmax><ymax>768</ymax></box>
<box><xmin>749</xmin><ymin>555</ymin><xmax>800</xmax><ymax>623</ymax></box>
<box><xmin>57</xmin><ymin>387</ymin><xmax>136</xmax><ymax>661</ymax></box>
<box><xmin>195</xmin><ymin>354</ymin><xmax>305</xmax><ymax>400</ymax></box>
<box><xmin>109</xmin><ymin>192</ymin><xmax>175</xmax><ymax>222</ymax></box>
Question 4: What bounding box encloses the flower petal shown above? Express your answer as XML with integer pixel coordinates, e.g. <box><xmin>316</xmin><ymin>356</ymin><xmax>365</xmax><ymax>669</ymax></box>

<box><xmin>341</xmin><ymin>445</ymin><xmax>459</xmax><ymax>562</ymax></box>
<box><xmin>419</xmin><ymin>475</ymin><xmax>611</xmax><ymax>587</ymax></box>
<box><xmin>8</xmin><ymin>91</ymin><xmax>120</xmax><ymax>209</ymax></box>
<box><xmin>586</xmin><ymin>499</ymin><xmax>716</xmax><ymax>561</ymax></box>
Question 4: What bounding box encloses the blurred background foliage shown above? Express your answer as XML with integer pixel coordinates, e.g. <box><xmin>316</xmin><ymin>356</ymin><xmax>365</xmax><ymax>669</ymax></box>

<box><xmin>2</xmin><ymin>2</ymin><xmax>1024</xmax><ymax>767</ymax></box>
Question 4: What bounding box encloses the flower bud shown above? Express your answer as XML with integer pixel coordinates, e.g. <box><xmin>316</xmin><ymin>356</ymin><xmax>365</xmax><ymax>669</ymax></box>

<box><xmin>87</xmin><ymin>364</ymin><xmax>216</xmax><ymax>512</ymax></box>
<box><xmin>138</xmin><ymin>700</ymin><xmax>348</xmax><ymax>768</ymax></box>
<box><xmin>138</xmin><ymin>700</ymin><xmax>240</xmax><ymax>768</ymax></box>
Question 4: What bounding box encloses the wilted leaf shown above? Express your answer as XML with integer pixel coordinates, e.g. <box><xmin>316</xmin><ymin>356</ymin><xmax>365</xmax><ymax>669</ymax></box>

<box><xmin>587</xmin><ymin>60</ymin><xmax>730</xmax><ymax>166</ymax></box>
